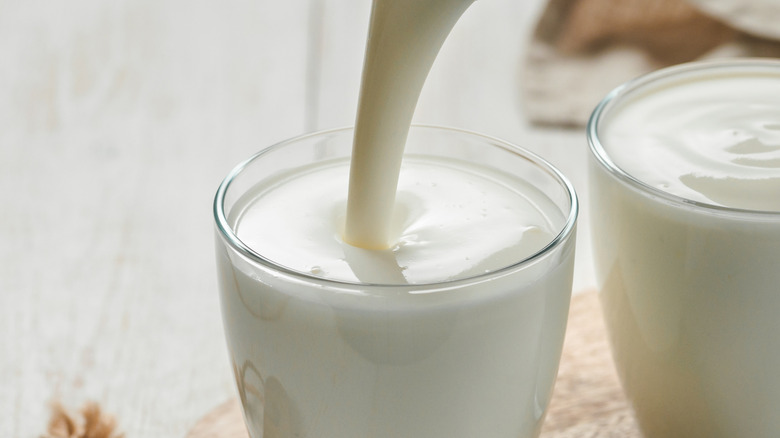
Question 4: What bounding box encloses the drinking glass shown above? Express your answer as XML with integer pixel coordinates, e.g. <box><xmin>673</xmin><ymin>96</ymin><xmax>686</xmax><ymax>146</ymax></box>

<box><xmin>588</xmin><ymin>60</ymin><xmax>780</xmax><ymax>438</ymax></box>
<box><xmin>214</xmin><ymin>125</ymin><xmax>578</xmax><ymax>438</ymax></box>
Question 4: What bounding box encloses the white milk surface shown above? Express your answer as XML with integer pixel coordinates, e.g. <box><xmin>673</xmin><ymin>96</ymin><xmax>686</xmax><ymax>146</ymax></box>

<box><xmin>592</xmin><ymin>63</ymin><xmax>780</xmax><ymax>438</ymax></box>
<box><xmin>233</xmin><ymin>156</ymin><xmax>558</xmax><ymax>285</ymax></box>
<box><xmin>602</xmin><ymin>69</ymin><xmax>780</xmax><ymax>211</ymax></box>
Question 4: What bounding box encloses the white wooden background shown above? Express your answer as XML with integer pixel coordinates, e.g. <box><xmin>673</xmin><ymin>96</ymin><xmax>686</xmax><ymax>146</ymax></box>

<box><xmin>0</xmin><ymin>0</ymin><xmax>593</xmax><ymax>436</ymax></box>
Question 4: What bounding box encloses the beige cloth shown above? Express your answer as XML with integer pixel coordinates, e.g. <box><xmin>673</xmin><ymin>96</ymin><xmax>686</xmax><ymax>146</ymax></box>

<box><xmin>523</xmin><ymin>0</ymin><xmax>780</xmax><ymax>127</ymax></box>
<box><xmin>43</xmin><ymin>401</ymin><xmax>124</xmax><ymax>438</ymax></box>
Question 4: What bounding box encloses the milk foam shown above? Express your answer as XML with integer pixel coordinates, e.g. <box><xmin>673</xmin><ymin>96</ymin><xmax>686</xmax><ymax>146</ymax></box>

<box><xmin>233</xmin><ymin>156</ymin><xmax>558</xmax><ymax>284</ymax></box>
<box><xmin>601</xmin><ymin>70</ymin><xmax>780</xmax><ymax>211</ymax></box>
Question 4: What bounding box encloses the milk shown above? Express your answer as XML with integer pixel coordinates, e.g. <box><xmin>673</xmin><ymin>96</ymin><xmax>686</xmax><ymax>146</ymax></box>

<box><xmin>344</xmin><ymin>0</ymin><xmax>474</xmax><ymax>249</ymax></box>
<box><xmin>216</xmin><ymin>127</ymin><xmax>577</xmax><ymax>438</ymax></box>
<box><xmin>601</xmin><ymin>68</ymin><xmax>780</xmax><ymax>211</ymax></box>
<box><xmin>214</xmin><ymin>0</ymin><xmax>578</xmax><ymax>436</ymax></box>
<box><xmin>589</xmin><ymin>60</ymin><xmax>780</xmax><ymax>437</ymax></box>
<box><xmin>233</xmin><ymin>157</ymin><xmax>559</xmax><ymax>284</ymax></box>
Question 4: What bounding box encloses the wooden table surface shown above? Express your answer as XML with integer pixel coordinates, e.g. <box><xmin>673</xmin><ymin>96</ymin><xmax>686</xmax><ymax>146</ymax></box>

<box><xmin>0</xmin><ymin>1</ymin><xmax>595</xmax><ymax>436</ymax></box>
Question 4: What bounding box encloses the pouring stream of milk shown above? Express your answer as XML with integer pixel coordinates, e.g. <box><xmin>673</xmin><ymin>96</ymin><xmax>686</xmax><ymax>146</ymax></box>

<box><xmin>344</xmin><ymin>0</ymin><xmax>476</xmax><ymax>249</ymax></box>
<box><xmin>233</xmin><ymin>0</ymin><xmax>561</xmax><ymax>285</ymax></box>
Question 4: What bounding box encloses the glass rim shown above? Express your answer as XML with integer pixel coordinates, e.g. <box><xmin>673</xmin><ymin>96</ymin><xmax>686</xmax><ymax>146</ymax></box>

<box><xmin>587</xmin><ymin>58</ymin><xmax>780</xmax><ymax>219</ymax></box>
<box><xmin>213</xmin><ymin>124</ymin><xmax>579</xmax><ymax>291</ymax></box>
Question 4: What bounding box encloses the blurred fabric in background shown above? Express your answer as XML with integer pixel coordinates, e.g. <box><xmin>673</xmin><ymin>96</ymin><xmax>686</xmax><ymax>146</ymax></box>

<box><xmin>524</xmin><ymin>0</ymin><xmax>780</xmax><ymax>126</ymax></box>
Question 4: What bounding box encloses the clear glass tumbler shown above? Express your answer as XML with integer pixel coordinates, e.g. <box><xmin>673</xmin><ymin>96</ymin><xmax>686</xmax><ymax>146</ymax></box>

<box><xmin>588</xmin><ymin>60</ymin><xmax>780</xmax><ymax>438</ymax></box>
<box><xmin>214</xmin><ymin>126</ymin><xmax>578</xmax><ymax>438</ymax></box>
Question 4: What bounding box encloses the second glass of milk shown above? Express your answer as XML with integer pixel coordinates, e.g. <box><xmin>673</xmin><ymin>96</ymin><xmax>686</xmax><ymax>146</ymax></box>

<box><xmin>589</xmin><ymin>59</ymin><xmax>780</xmax><ymax>438</ymax></box>
<box><xmin>214</xmin><ymin>126</ymin><xmax>578</xmax><ymax>438</ymax></box>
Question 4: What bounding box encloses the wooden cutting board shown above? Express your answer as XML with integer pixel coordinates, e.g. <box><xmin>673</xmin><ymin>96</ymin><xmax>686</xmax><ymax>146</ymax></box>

<box><xmin>186</xmin><ymin>290</ymin><xmax>641</xmax><ymax>438</ymax></box>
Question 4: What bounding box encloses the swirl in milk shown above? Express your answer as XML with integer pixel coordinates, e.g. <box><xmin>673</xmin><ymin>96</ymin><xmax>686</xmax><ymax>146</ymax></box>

<box><xmin>602</xmin><ymin>71</ymin><xmax>780</xmax><ymax>211</ymax></box>
<box><xmin>233</xmin><ymin>156</ymin><xmax>558</xmax><ymax>285</ymax></box>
